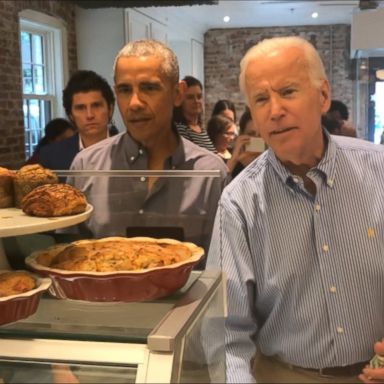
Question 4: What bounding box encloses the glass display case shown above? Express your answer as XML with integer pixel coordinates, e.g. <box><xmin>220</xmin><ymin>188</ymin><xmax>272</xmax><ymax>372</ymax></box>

<box><xmin>0</xmin><ymin>170</ymin><xmax>226</xmax><ymax>383</ymax></box>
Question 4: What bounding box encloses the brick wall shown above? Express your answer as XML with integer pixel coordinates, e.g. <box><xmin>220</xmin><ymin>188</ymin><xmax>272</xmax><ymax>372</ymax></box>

<box><xmin>0</xmin><ymin>0</ymin><xmax>77</xmax><ymax>169</ymax></box>
<box><xmin>204</xmin><ymin>24</ymin><xmax>353</xmax><ymax>126</ymax></box>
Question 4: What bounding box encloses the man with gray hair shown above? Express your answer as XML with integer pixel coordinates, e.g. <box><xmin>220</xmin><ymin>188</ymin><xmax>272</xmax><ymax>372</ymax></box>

<box><xmin>207</xmin><ymin>35</ymin><xmax>384</xmax><ymax>383</ymax></box>
<box><xmin>69</xmin><ymin>40</ymin><xmax>227</xmax><ymax>262</ymax></box>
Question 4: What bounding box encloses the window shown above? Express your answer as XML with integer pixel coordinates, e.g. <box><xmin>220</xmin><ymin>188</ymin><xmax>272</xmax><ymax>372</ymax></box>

<box><xmin>19</xmin><ymin>10</ymin><xmax>68</xmax><ymax>159</ymax></box>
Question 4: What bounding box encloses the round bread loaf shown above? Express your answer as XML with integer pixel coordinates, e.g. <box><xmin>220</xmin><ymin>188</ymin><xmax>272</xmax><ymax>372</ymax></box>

<box><xmin>0</xmin><ymin>167</ymin><xmax>15</xmax><ymax>208</ymax></box>
<box><xmin>21</xmin><ymin>183</ymin><xmax>87</xmax><ymax>217</ymax></box>
<box><xmin>14</xmin><ymin>164</ymin><xmax>58</xmax><ymax>208</ymax></box>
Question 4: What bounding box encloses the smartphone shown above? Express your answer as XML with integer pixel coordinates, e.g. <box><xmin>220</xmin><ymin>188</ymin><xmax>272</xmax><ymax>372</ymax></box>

<box><xmin>245</xmin><ymin>137</ymin><xmax>265</xmax><ymax>153</ymax></box>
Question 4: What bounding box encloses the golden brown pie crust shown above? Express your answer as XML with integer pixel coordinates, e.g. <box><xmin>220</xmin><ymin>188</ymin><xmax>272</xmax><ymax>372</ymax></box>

<box><xmin>0</xmin><ymin>271</ymin><xmax>36</xmax><ymax>297</ymax></box>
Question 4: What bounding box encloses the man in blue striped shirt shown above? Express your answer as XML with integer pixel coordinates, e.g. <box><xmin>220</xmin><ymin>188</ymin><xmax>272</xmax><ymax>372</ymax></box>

<box><xmin>207</xmin><ymin>36</ymin><xmax>384</xmax><ymax>383</ymax></box>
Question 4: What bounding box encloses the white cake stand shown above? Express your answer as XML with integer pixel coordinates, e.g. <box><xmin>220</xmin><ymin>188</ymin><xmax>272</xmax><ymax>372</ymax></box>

<box><xmin>0</xmin><ymin>205</ymin><xmax>93</xmax><ymax>269</ymax></box>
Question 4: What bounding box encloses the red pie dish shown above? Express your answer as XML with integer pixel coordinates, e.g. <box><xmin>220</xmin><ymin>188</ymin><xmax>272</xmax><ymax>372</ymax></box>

<box><xmin>25</xmin><ymin>237</ymin><xmax>204</xmax><ymax>302</ymax></box>
<box><xmin>0</xmin><ymin>270</ymin><xmax>51</xmax><ymax>325</ymax></box>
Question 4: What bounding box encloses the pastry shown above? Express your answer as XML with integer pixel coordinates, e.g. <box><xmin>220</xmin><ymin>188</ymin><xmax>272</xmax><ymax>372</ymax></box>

<box><xmin>34</xmin><ymin>237</ymin><xmax>196</xmax><ymax>272</ymax></box>
<box><xmin>0</xmin><ymin>167</ymin><xmax>15</xmax><ymax>208</ymax></box>
<box><xmin>21</xmin><ymin>183</ymin><xmax>87</xmax><ymax>217</ymax></box>
<box><xmin>0</xmin><ymin>271</ymin><xmax>36</xmax><ymax>297</ymax></box>
<box><xmin>14</xmin><ymin>164</ymin><xmax>58</xmax><ymax>208</ymax></box>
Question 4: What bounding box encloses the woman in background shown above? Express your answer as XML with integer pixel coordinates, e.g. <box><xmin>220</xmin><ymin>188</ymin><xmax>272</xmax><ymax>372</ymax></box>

<box><xmin>211</xmin><ymin>99</ymin><xmax>237</xmax><ymax>123</ymax></box>
<box><xmin>173</xmin><ymin>75</ymin><xmax>216</xmax><ymax>152</ymax></box>
<box><xmin>26</xmin><ymin>118</ymin><xmax>75</xmax><ymax>165</ymax></box>
<box><xmin>207</xmin><ymin>114</ymin><xmax>236</xmax><ymax>161</ymax></box>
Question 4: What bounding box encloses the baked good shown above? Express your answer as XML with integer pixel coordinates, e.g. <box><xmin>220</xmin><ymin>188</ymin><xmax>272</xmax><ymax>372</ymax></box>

<box><xmin>0</xmin><ymin>167</ymin><xmax>15</xmax><ymax>208</ymax></box>
<box><xmin>21</xmin><ymin>183</ymin><xmax>87</xmax><ymax>217</ymax></box>
<box><xmin>0</xmin><ymin>271</ymin><xmax>36</xmax><ymax>297</ymax></box>
<box><xmin>34</xmin><ymin>237</ymin><xmax>195</xmax><ymax>272</ymax></box>
<box><xmin>14</xmin><ymin>164</ymin><xmax>58</xmax><ymax>208</ymax></box>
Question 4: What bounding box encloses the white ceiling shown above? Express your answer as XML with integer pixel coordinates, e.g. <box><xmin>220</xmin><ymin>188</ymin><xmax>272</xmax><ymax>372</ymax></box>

<box><xmin>137</xmin><ymin>0</ymin><xmax>366</xmax><ymax>31</ymax></box>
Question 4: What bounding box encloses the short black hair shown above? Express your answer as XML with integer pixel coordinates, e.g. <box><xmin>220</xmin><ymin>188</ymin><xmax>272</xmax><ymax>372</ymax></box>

<box><xmin>63</xmin><ymin>70</ymin><xmax>115</xmax><ymax>116</ymax></box>
<box><xmin>182</xmin><ymin>75</ymin><xmax>202</xmax><ymax>89</ymax></box>
<box><xmin>329</xmin><ymin>100</ymin><xmax>349</xmax><ymax>120</ymax></box>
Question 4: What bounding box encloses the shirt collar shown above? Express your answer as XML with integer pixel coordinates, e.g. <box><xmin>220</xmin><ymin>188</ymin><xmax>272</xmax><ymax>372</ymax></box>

<box><xmin>267</xmin><ymin>129</ymin><xmax>337</xmax><ymax>189</ymax></box>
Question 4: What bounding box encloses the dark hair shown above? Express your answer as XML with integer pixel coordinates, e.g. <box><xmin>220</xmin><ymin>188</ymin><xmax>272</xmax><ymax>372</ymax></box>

<box><xmin>63</xmin><ymin>70</ymin><xmax>115</xmax><ymax>116</ymax></box>
<box><xmin>36</xmin><ymin>118</ymin><xmax>75</xmax><ymax>152</ymax></box>
<box><xmin>173</xmin><ymin>75</ymin><xmax>203</xmax><ymax>127</ymax></box>
<box><xmin>211</xmin><ymin>99</ymin><xmax>237</xmax><ymax>122</ymax></box>
<box><xmin>182</xmin><ymin>75</ymin><xmax>202</xmax><ymax>89</ymax></box>
<box><xmin>329</xmin><ymin>100</ymin><xmax>349</xmax><ymax>120</ymax></box>
<box><xmin>207</xmin><ymin>115</ymin><xmax>234</xmax><ymax>145</ymax></box>
<box><xmin>321</xmin><ymin>114</ymin><xmax>341</xmax><ymax>134</ymax></box>
<box><xmin>239</xmin><ymin>107</ymin><xmax>252</xmax><ymax>135</ymax></box>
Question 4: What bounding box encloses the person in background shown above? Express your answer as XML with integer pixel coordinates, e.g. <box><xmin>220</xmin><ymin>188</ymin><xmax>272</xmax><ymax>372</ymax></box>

<box><xmin>69</xmin><ymin>40</ymin><xmax>227</xmax><ymax>258</ymax></box>
<box><xmin>228</xmin><ymin>107</ymin><xmax>264</xmax><ymax>178</ymax></box>
<box><xmin>207</xmin><ymin>35</ymin><xmax>384</xmax><ymax>383</ymax></box>
<box><xmin>173</xmin><ymin>75</ymin><xmax>216</xmax><ymax>152</ymax></box>
<box><xmin>25</xmin><ymin>118</ymin><xmax>75</xmax><ymax>164</ymax></box>
<box><xmin>326</xmin><ymin>99</ymin><xmax>357</xmax><ymax>137</ymax></box>
<box><xmin>206</xmin><ymin>114</ymin><xmax>236</xmax><ymax>161</ymax></box>
<box><xmin>211</xmin><ymin>99</ymin><xmax>237</xmax><ymax>123</ymax></box>
<box><xmin>39</xmin><ymin>70</ymin><xmax>117</xmax><ymax>170</ymax></box>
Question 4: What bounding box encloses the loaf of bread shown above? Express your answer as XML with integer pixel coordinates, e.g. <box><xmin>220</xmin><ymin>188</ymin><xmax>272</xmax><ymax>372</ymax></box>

<box><xmin>0</xmin><ymin>271</ymin><xmax>36</xmax><ymax>297</ymax></box>
<box><xmin>0</xmin><ymin>167</ymin><xmax>15</xmax><ymax>208</ymax></box>
<box><xmin>14</xmin><ymin>164</ymin><xmax>58</xmax><ymax>208</ymax></box>
<box><xmin>21</xmin><ymin>183</ymin><xmax>87</xmax><ymax>217</ymax></box>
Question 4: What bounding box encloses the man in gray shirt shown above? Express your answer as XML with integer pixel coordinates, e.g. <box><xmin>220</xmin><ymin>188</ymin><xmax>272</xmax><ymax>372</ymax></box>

<box><xmin>69</xmin><ymin>40</ymin><xmax>227</xmax><ymax>261</ymax></box>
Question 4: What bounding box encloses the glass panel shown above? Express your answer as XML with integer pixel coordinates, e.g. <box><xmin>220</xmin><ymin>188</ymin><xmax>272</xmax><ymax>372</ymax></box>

<box><xmin>32</xmin><ymin>33</ymin><xmax>43</xmax><ymax>65</ymax></box>
<box><xmin>22</xmin><ymin>64</ymin><xmax>33</xmax><ymax>94</ymax></box>
<box><xmin>0</xmin><ymin>360</ymin><xmax>138</xmax><ymax>384</ymax></box>
<box><xmin>20</xmin><ymin>31</ymin><xmax>31</xmax><ymax>63</ymax></box>
<box><xmin>33</xmin><ymin>65</ymin><xmax>45</xmax><ymax>94</ymax></box>
<box><xmin>22</xmin><ymin>98</ymin><xmax>51</xmax><ymax>159</ymax></box>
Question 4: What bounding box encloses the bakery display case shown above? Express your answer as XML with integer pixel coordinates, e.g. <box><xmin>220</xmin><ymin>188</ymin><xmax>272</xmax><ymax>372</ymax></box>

<box><xmin>0</xmin><ymin>170</ymin><xmax>226</xmax><ymax>383</ymax></box>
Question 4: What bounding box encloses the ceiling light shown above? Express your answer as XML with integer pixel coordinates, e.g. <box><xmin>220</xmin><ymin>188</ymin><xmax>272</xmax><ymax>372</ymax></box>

<box><xmin>223</xmin><ymin>15</ymin><xmax>230</xmax><ymax>23</ymax></box>
<box><xmin>311</xmin><ymin>12</ymin><xmax>319</xmax><ymax>18</ymax></box>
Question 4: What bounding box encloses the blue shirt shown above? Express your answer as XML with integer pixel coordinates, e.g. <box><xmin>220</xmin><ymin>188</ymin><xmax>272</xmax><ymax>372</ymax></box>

<box><xmin>207</xmin><ymin>133</ymin><xmax>384</xmax><ymax>383</ymax></box>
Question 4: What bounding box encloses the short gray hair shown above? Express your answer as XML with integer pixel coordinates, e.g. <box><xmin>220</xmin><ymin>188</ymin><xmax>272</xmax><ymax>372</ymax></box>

<box><xmin>239</xmin><ymin>36</ymin><xmax>328</xmax><ymax>101</ymax></box>
<box><xmin>113</xmin><ymin>39</ymin><xmax>179</xmax><ymax>84</ymax></box>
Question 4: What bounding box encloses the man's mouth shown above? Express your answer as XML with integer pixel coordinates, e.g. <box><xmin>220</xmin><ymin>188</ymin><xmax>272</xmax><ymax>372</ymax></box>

<box><xmin>271</xmin><ymin>127</ymin><xmax>295</xmax><ymax>135</ymax></box>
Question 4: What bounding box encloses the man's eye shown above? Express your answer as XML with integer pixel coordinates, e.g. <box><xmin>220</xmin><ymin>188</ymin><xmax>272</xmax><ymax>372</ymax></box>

<box><xmin>141</xmin><ymin>83</ymin><xmax>159</xmax><ymax>91</ymax></box>
<box><xmin>254</xmin><ymin>96</ymin><xmax>267</xmax><ymax>104</ymax></box>
<box><xmin>117</xmin><ymin>86</ymin><xmax>131</xmax><ymax>94</ymax></box>
<box><xmin>281</xmin><ymin>88</ymin><xmax>296</xmax><ymax>97</ymax></box>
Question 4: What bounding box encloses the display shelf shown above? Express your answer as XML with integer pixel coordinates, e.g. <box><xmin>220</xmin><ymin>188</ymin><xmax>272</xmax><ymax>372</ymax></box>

<box><xmin>0</xmin><ymin>205</ymin><xmax>93</xmax><ymax>269</ymax></box>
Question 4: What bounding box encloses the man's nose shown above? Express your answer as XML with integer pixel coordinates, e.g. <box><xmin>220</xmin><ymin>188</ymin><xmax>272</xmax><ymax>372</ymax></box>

<box><xmin>129</xmin><ymin>91</ymin><xmax>144</xmax><ymax>109</ymax></box>
<box><xmin>270</xmin><ymin>95</ymin><xmax>285</xmax><ymax>120</ymax></box>
<box><xmin>85</xmin><ymin>106</ymin><xmax>95</xmax><ymax>119</ymax></box>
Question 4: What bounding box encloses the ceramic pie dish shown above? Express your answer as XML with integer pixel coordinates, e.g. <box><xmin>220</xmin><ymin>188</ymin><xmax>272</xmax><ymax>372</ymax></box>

<box><xmin>25</xmin><ymin>237</ymin><xmax>204</xmax><ymax>302</ymax></box>
<box><xmin>0</xmin><ymin>270</ymin><xmax>51</xmax><ymax>325</ymax></box>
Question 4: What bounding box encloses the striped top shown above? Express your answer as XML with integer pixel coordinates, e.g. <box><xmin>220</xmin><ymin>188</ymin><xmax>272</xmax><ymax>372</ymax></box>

<box><xmin>207</xmin><ymin>133</ymin><xmax>384</xmax><ymax>383</ymax></box>
<box><xmin>175</xmin><ymin>121</ymin><xmax>216</xmax><ymax>152</ymax></box>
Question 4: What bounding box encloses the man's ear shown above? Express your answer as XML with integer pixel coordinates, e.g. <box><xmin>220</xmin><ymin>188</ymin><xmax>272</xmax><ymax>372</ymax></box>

<box><xmin>173</xmin><ymin>80</ymin><xmax>187</xmax><ymax>107</ymax></box>
<box><xmin>319</xmin><ymin>79</ymin><xmax>331</xmax><ymax>114</ymax></box>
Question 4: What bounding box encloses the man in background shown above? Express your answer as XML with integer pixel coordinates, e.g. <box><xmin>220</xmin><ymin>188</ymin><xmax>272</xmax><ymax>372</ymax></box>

<box><xmin>326</xmin><ymin>99</ymin><xmax>357</xmax><ymax>137</ymax></box>
<box><xmin>39</xmin><ymin>70</ymin><xmax>117</xmax><ymax>170</ymax></box>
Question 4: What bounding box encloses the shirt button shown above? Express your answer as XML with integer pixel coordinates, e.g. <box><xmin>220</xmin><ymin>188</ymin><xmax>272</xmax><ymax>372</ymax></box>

<box><xmin>322</xmin><ymin>244</ymin><xmax>329</xmax><ymax>252</ymax></box>
<box><xmin>138</xmin><ymin>209</ymin><xmax>144</xmax><ymax>214</ymax></box>
<box><xmin>330</xmin><ymin>286</ymin><xmax>337</xmax><ymax>293</ymax></box>
<box><xmin>140</xmin><ymin>176</ymin><xmax>146</xmax><ymax>182</ymax></box>
<box><xmin>292</xmin><ymin>176</ymin><xmax>300</xmax><ymax>184</ymax></box>
<box><xmin>327</xmin><ymin>179</ymin><xmax>334</xmax><ymax>187</ymax></box>
<box><xmin>139</xmin><ymin>149</ymin><xmax>144</xmax><ymax>155</ymax></box>
<box><xmin>315</xmin><ymin>203</ymin><xmax>321</xmax><ymax>212</ymax></box>
<box><xmin>336</xmin><ymin>327</ymin><xmax>344</xmax><ymax>334</ymax></box>
<box><xmin>130</xmin><ymin>156</ymin><xmax>135</xmax><ymax>161</ymax></box>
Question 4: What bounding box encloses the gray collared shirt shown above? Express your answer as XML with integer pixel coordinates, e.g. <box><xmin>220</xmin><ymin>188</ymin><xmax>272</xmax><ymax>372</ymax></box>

<box><xmin>68</xmin><ymin>132</ymin><xmax>228</xmax><ymax>255</ymax></box>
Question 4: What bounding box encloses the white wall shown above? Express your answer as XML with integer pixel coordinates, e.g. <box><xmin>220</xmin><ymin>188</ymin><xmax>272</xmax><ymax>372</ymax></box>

<box><xmin>75</xmin><ymin>6</ymin><xmax>125</xmax><ymax>131</ymax></box>
<box><xmin>351</xmin><ymin>8</ymin><xmax>384</xmax><ymax>57</ymax></box>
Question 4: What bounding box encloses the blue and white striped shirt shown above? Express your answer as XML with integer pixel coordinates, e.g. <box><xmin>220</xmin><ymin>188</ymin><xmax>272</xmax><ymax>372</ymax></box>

<box><xmin>207</xmin><ymin>133</ymin><xmax>384</xmax><ymax>383</ymax></box>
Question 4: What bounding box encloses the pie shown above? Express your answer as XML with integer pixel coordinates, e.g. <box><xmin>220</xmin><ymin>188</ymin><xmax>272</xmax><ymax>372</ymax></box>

<box><xmin>0</xmin><ymin>271</ymin><xmax>36</xmax><ymax>297</ymax></box>
<box><xmin>34</xmin><ymin>237</ymin><xmax>197</xmax><ymax>272</ymax></box>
